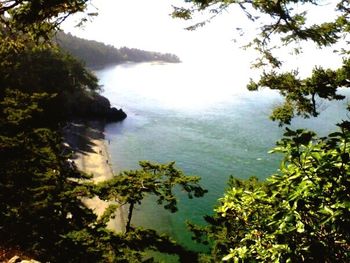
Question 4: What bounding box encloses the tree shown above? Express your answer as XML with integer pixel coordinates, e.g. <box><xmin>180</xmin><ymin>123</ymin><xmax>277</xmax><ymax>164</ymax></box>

<box><xmin>0</xmin><ymin>1</ymin><xmax>205</xmax><ymax>261</ymax></box>
<box><xmin>0</xmin><ymin>57</ymin><xmax>205</xmax><ymax>262</ymax></box>
<box><xmin>173</xmin><ymin>0</ymin><xmax>350</xmax><ymax>125</ymax></box>
<box><xmin>0</xmin><ymin>45</ymin><xmax>106</xmax><ymax>122</ymax></box>
<box><xmin>0</xmin><ymin>0</ymin><xmax>91</xmax><ymax>43</ymax></box>
<box><xmin>0</xmin><ymin>1</ymin><xmax>119</xmax><ymax>262</ymax></box>
<box><xmin>95</xmin><ymin>161</ymin><xmax>207</xmax><ymax>233</ymax></box>
<box><xmin>190</xmin><ymin>128</ymin><xmax>350</xmax><ymax>262</ymax></box>
<box><xmin>0</xmin><ymin>89</ymin><xmax>101</xmax><ymax>262</ymax></box>
<box><xmin>93</xmin><ymin>161</ymin><xmax>207</xmax><ymax>262</ymax></box>
<box><xmin>173</xmin><ymin>0</ymin><xmax>350</xmax><ymax>262</ymax></box>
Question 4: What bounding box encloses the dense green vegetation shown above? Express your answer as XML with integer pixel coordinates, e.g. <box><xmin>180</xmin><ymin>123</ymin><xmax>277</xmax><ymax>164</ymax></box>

<box><xmin>173</xmin><ymin>0</ymin><xmax>350</xmax><ymax>262</ymax></box>
<box><xmin>0</xmin><ymin>43</ymin><xmax>126</xmax><ymax>122</ymax></box>
<box><xmin>1</xmin><ymin>0</ymin><xmax>349</xmax><ymax>262</ymax></box>
<box><xmin>56</xmin><ymin>31</ymin><xmax>181</xmax><ymax>67</ymax></box>
<box><xmin>0</xmin><ymin>1</ymin><xmax>202</xmax><ymax>262</ymax></box>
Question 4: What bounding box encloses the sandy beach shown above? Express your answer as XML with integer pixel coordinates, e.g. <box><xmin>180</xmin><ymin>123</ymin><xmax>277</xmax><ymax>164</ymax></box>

<box><xmin>63</xmin><ymin>121</ymin><xmax>126</xmax><ymax>232</ymax></box>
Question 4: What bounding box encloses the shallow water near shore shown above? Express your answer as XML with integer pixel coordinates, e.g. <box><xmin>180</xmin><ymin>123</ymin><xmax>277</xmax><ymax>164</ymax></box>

<box><xmin>96</xmin><ymin>61</ymin><xmax>350</xmax><ymax>252</ymax></box>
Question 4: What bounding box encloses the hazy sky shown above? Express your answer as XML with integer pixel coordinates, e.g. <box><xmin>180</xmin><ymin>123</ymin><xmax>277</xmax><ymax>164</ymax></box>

<box><xmin>61</xmin><ymin>0</ymin><xmax>255</xmax><ymax>62</ymax></box>
<box><xmin>62</xmin><ymin>0</ymin><xmax>343</xmax><ymax>71</ymax></box>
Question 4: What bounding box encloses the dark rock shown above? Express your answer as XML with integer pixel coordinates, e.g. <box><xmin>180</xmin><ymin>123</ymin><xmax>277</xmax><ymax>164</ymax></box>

<box><xmin>89</xmin><ymin>94</ymin><xmax>127</xmax><ymax>122</ymax></box>
<box><xmin>55</xmin><ymin>90</ymin><xmax>127</xmax><ymax>122</ymax></box>
<box><xmin>106</xmin><ymin>107</ymin><xmax>127</xmax><ymax>122</ymax></box>
<box><xmin>87</xmin><ymin>93</ymin><xmax>110</xmax><ymax>115</ymax></box>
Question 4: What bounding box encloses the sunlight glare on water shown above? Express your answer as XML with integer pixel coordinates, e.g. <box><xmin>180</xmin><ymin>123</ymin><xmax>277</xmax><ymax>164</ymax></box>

<box><xmin>100</xmin><ymin>57</ymin><xmax>257</xmax><ymax>112</ymax></box>
<box><xmin>97</xmin><ymin>60</ymin><xmax>350</xmax><ymax>252</ymax></box>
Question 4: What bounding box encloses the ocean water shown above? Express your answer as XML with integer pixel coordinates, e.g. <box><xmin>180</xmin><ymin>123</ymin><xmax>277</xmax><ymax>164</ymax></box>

<box><xmin>96</xmin><ymin>61</ymin><xmax>350</xmax><ymax>251</ymax></box>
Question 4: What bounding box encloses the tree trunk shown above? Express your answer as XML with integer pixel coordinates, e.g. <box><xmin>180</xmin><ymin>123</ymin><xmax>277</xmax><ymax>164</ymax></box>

<box><xmin>126</xmin><ymin>202</ymin><xmax>134</xmax><ymax>233</ymax></box>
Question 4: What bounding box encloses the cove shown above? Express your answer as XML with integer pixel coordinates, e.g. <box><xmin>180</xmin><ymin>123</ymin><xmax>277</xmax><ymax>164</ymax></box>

<box><xmin>96</xmin><ymin>61</ymin><xmax>350</xmax><ymax>251</ymax></box>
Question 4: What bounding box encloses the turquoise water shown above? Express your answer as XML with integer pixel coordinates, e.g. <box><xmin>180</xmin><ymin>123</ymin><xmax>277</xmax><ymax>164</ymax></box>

<box><xmin>96</xmin><ymin>62</ymin><xmax>350</xmax><ymax>250</ymax></box>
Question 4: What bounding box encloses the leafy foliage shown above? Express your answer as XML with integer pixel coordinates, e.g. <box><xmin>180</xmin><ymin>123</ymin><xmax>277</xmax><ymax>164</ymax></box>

<box><xmin>2</xmin><ymin>0</ymin><xmax>350</xmax><ymax>262</ymax></box>
<box><xmin>176</xmin><ymin>1</ymin><xmax>350</xmax><ymax>262</ymax></box>
<box><xmin>248</xmin><ymin>62</ymin><xmax>349</xmax><ymax>125</ymax></box>
<box><xmin>0</xmin><ymin>88</ymin><xmax>98</xmax><ymax>261</ymax></box>
<box><xmin>174</xmin><ymin>0</ymin><xmax>350</xmax><ymax>49</ymax></box>
<box><xmin>0</xmin><ymin>0</ymin><xmax>90</xmax><ymax>43</ymax></box>
<box><xmin>0</xmin><ymin>75</ymin><xmax>205</xmax><ymax>261</ymax></box>
<box><xmin>0</xmin><ymin>41</ymin><xmax>125</xmax><ymax>122</ymax></box>
<box><xmin>95</xmin><ymin>161</ymin><xmax>207</xmax><ymax>232</ymax></box>
<box><xmin>0</xmin><ymin>1</ymin><xmax>203</xmax><ymax>262</ymax></box>
<box><xmin>0</xmin><ymin>45</ymin><xmax>99</xmax><ymax>94</ymax></box>
<box><xmin>190</xmin><ymin>127</ymin><xmax>350</xmax><ymax>262</ymax></box>
<box><xmin>0</xmin><ymin>89</ymin><xmax>205</xmax><ymax>260</ymax></box>
<box><xmin>173</xmin><ymin>0</ymin><xmax>350</xmax><ymax>125</ymax></box>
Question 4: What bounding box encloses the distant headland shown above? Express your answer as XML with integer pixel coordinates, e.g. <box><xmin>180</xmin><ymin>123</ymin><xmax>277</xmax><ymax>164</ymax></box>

<box><xmin>52</xmin><ymin>31</ymin><xmax>181</xmax><ymax>123</ymax></box>
<box><xmin>55</xmin><ymin>31</ymin><xmax>181</xmax><ymax>68</ymax></box>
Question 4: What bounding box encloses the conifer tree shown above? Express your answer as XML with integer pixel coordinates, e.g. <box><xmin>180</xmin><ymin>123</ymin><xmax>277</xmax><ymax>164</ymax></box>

<box><xmin>0</xmin><ymin>2</ymin><xmax>206</xmax><ymax>261</ymax></box>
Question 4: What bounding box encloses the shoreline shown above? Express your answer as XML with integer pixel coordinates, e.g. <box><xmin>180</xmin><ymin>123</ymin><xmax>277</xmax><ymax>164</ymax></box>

<box><xmin>63</xmin><ymin>121</ymin><xmax>127</xmax><ymax>232</ymax></box>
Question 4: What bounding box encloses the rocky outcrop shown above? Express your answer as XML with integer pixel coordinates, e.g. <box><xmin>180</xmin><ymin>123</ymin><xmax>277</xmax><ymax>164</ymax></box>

<box><xmin>56</xmin><ymin>90</ymin><xmax>127</xmax><ymax>122</ymax></box>
<box><xmin>88</xmin><ymin>93</ymin><xmax>127</xmax><ymax>122</ymax></box>
<box><xmin>106</xmin><ymin>107</ymin><xmax>127</xmax><ymax>122</ymax></box>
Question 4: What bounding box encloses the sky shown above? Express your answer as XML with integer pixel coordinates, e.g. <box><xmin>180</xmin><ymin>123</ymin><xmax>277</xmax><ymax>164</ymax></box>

<box><xmin>61</xmin><ymin>0</ymin><xmax>343</xmax><ymax>73</ymax></box>
<box><xmin>61</xmin><ymin>0</ymin><xmax>255</xmax><ymax>63</ymax></box>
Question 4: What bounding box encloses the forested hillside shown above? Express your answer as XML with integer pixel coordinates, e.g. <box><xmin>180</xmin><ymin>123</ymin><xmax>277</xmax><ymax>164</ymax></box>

<box><xmin>55</xmin><ymin>31</ymin><xmax>181</xmax><ymax>67</ymax></box>
<box><xmin>0</xmin><ymin>2</ymin><xmax>200</xmax><ymax>262</ymax></box>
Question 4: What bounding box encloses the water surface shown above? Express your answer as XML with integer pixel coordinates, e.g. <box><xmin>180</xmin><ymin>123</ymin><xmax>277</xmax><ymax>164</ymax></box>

<box><xmin>96</xmin><ymin>61</ymin><xmax>349</xmax><ymax>250</ymax></box>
